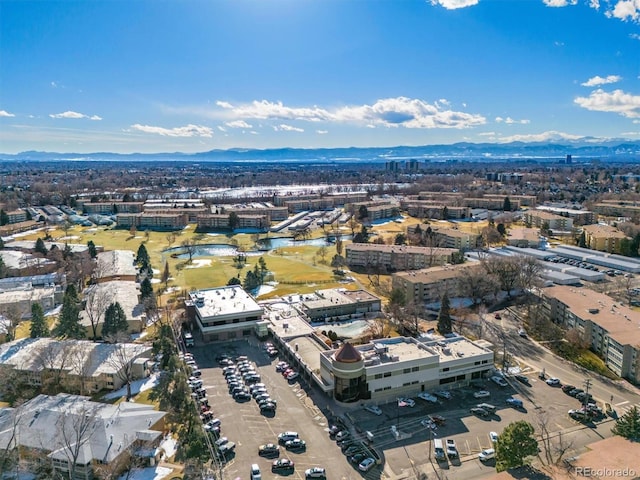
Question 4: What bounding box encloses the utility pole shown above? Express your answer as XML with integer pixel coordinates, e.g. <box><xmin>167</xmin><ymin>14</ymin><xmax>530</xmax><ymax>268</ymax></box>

<box><xmin>583</xmin><ymin>378</ymin><xmax>592</xmax><ymax>408</ymax></box>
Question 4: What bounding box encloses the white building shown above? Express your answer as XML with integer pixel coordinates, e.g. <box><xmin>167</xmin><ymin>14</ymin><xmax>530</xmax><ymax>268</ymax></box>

<box><xmin>187</xmin><ymin>285</ymin><xmax>264</xmax><ymax>342</ymax></box>
<box><xmin>319</xmin><ymin>336</ymin><xmax>493</xmax><ymax>403</ymax></box>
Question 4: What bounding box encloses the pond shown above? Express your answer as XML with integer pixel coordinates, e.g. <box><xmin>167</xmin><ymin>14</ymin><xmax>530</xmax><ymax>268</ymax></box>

<box><xmin>163</xmin><ymin>236</ymin><xmax>347</xmax><ymax>259</ymax></box>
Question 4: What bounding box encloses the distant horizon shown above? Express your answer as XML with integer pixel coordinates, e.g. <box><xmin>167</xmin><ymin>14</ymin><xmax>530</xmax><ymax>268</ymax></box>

<box><xmin>2</xmin><ymin>1</ymin><xmax>639</xmax><ymax>154</ymax></box>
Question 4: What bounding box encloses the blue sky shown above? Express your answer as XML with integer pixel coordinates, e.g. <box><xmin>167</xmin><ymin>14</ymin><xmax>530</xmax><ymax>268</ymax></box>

<box><xmin>1</xmin><ymin>0</ymin><xmax>639</xmax><ymax>154</ymax></box>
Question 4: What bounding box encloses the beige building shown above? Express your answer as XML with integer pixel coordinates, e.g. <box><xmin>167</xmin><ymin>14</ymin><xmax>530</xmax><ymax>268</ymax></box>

<box><xmin>506</xmin><ymin>227</ymin><xmax>541</xmax><ymax>248</ymax></box>
<box><xmin>116</xmin><ymin>212</ymin><xmax>188</xmax><ymax>230</ymax></box>
<box><xmin>80</xmin><ymin>280</ymin><xmax>145</xmax><ymax>337</ymax></box>
<box><xmin>540</xmin><ymin>285</ymin><xmax>640</xmax><ymax>383</ymax></box>
<box><xmin>593</xmin><ymin>200</ymin><xmax>640</xmax><ymax>218</ymax></box>
<box><xmin>523</xmin><ymin>210</ymin><xmax>573</xmax><ymax>231</ymax></box>
<box><xmin>5</xmin><ymin>209</ymin><xmax>27</xmax><ymax>224</ymax></box>
<box><xmin>402</xmin><ymin>201</ymin><xmax>470</xmax><ymax>220</ymax></box>
<box><xmin>197</xmin><ymin>213</ymin><xmax>270</xmax><ymax>231</ymax></box>
<box><xmin>0</xmin><ymin>338</ymin><xmax>152</xmax><ymax>393</ymax></box>
<box><xmin>94</xmin><ymin>250</ymin><xmax>137</xmax><ymax>283</ymax></box>
<box><xmin>81</xmin><ymin>201</ymin><xmax>144</xmax><ymax>214</ymax></box>
<box><xmin>392</xmin><ymin>263</ymin><xmax>481</xmax><ymax>304</ymax></box>
<box><xmin>582</xmin><ymin>224</ymin><xmax>627</xmax><ymax>253</ymax></box>
<box><xmin>300</xmin><ymin>288</ymin><xmax>381</xmax><ymax>321</ymax></box>
<box><xmin>345</xmin><ymin>243</ymin><xmax>459</xmax><ymax>271</ymax></box>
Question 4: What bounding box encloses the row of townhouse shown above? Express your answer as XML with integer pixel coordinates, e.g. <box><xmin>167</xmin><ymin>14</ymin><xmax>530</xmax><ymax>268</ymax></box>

<box><xmin>401</xmin><ymin>200</ymin><xmax>470</xmax><ymax>220</ymax></box>
<box><xmin>223</xmin><ymin>205</ymin><xmax>289</xmax><ymax>221</ymax></box>
<box><xmin>272</xmin><ymin>192</ymin><xmax>368</xmax><ymax>209</ymax></box>
<box><xmin>345</xmin><ymin>200</ymin><xmax>401</xmax><ymax>221</ymax></box>
<box><xmin>116</xmin><ymin>212</ymin><xmax>189</xmax><ymax>230</ymax></box>
<box><xmin>79</xmin><ymin>201</ymin><xmax>145</xmax><ymax>214</ymax></box>
<box><xmin>345</xmin><ymin>243</ymin><xmax>459</xmax><ymax>271</ymax></box>
<box><xmin>592</xmin><ymin>202</ymin><xmax>640</xmax><ymax>218</ymax></box>
<box><xmin>539</xmin><ymin>285</ymin><xmax>640</xmax><ymax>383</ymax></box>
<box><xmin>406</xmin><ymin>192</ymin><xmax>537</xmax><ymax>209</ymax></box>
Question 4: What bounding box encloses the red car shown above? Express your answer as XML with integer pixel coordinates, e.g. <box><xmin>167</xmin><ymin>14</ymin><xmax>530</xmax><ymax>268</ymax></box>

<box><xmin>282</xmin><ymin>368</ymin><xmax>294</xmax><ymax>377</ymax></box>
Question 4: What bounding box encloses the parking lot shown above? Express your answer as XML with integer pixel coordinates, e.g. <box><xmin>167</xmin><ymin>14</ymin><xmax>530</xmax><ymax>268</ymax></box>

<box><xmin>187</xmin><ymin>340</ymin><xmax>616</xmax><ymax>480</ymax></box>
<box><xmin>188</xmin><ymin>340</ymin><xmax>376</xmax><ymax>480</ymax></box>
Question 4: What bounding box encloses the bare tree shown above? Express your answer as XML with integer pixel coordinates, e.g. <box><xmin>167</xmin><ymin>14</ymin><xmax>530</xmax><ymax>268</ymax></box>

<box><xmin>35</xmin><ymin>340</ymin><xmax>73</xmax><ymax>394</ymax></box>
<box><xmin>66</xmin><ymin>344</ymin><xmax>93</xmax><ymax>396</ymax></box>
<box><xmin>457</xmin><ymin>268</ymin><xmax>500</xmax><ymax>306</ymax></box>
<box><xmin>481</xmin><ymin>256</ymin><xmax>521</xmax><ymax>298</ymax></box>
<box><xmin>0</xmin><ymin>304</ymin><xmax>24</xmax><ymax>341</ymax></box>
<box><xmin>83</xmin><ymin>286</ymin><xmax>110</xmax><ymax>340</ymax></box>
<box><xmin>181</xmin><ymin>239</ymin><xmax>197</xmax><ymax>264</ymax></box>
<box><xmin>106</xmin><ymin>344</ymin><xmax>140</xmax><ymax>401</ymax></box>
<box><xmin>0</xmin><ymin>403</ymin><xmax>23</xmax><ymax>477</ymax></box>
<box><xmin>55</xmin><ymin>402</ymin><xmax>99</xmax><ymax>480</ymax></box>
<box><xmin>365</xmin><ymin>316</ymin><xmax>393</xmax><ymax>340</ymax></box>
<box><xmin>536</xmin><ymin>410</ymin><xmax>574</xmax><ymax>466</ymax></box>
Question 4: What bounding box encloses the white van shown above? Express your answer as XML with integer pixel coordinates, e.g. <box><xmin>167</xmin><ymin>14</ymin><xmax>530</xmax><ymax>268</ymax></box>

<box><xmin>479</xmin><ymin>448</ymin><xmax>495</xmax><ymax>461</ymax></box>
<box><xmin>433</xmin><ymin>438</ymin><xmax>446</xmax><ymax>461</ymax></box>
<box><xmin>250</xmin><ymin>464</ymin><xmax>261</xmax><ymax>480</ymax></box>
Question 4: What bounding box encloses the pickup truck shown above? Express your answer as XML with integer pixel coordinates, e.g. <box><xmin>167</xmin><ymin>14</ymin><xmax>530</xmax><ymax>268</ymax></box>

<box><xmin>446</xmin><ymin>439</ymin><xmax>458</xmax><ymax>458</ymax></box>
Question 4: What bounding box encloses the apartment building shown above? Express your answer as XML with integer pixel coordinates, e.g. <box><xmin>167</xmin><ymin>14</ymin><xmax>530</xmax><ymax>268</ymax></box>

<box><xmin>223</xmin><ymin>205</ymin><xmax>289</xmax><ymax>221</ymax></box>
<box><xmin>402</xmin><ymin>201</ymin><xmax>470</xmax><ymax>220</ymax></box>
<box><xmin>537</xmin><ymin>205</ymin><xmax>595</xmax><ymax>225</ymax></box>
<box><xmin>94</xmin><ymin>250</ymin><xmax>137</xmax><ymax>283</ymax></box>
<box><xmin>81</xmin><ymin>201</ymin><xmax>144</xmax><ymax>214</ymax></box>
<box><xmin>80</xmin><ymin>280</ymin><xmax>145</xmax><ymax>336</ymax></box>
<box><xmin>345</xmin><ymin>200</ymin><xmax>401</xmax><ymax>221</ymax></box>
<box><xmin>406</xmin><ymin>225</ymin><xmax>480</xmax><ymax>250</ymax></box>
<box><xmin>582</xmin><ymin>224</ymin><xmax>628</xmax><ymax>254</ymax></box>
<box><xmin>319</xmin><ymin>336</ymin><xmax>494</xmax><ymax>403</ymax></box>
<box><xmin>392</xmin><ymin>263</ymin><xmax>481</xmax><ymax>304</ymax></box>
<box><xmin>5</xmin><ymin>209</ymin><xmax>27</xmax><ymax>224</ymax></box>
<box><xmin>196</xmin><ymin>213</ymin><xmax>270</xmax><ymax>231</ymax></box>
<box><xmin>346</xmin><ymin>243</ymin><xmax>459</xmax><ymax>271</ymax></box>
<box><xmin>523</xmin><ymin>210</ymin><xmax>573</xmax><ymax>231</ymax></box>
<box><xmin>539</xmin><ymin>285</ymin><xmax>640</xmax><ymax>383</ymax></box>
<box><xmin>187</xmin><ymin>285</ymin><xmax>264</xmax><ymax>342</ymax></box>
<box><xmin>116</xmin><ymin>212</ymin><xmax>188</xmax><ymax>231</ymax></box>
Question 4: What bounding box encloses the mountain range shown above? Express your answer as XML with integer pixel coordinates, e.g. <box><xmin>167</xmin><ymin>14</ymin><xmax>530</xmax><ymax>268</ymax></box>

<box><xmin>2</xmin><ymin>140</ymin><xmax>640</xmax><ymax>163</ymax></box>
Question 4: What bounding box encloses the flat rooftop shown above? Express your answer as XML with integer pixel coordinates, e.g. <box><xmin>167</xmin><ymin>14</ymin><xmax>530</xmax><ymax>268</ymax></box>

<box><xmin>393</xmin><ymin>263</ymin><xmax>480</xmax><ymax>284</ymax></box>
<box><xmin>302</xmin><ymin>288</ymin><xmax>379</xmax><ymax>310</ymax></box>
<box><xmin>190</xmin><ymin>285</ymin><xmax>263</xmax><ymax>319</ymax></box>
<box><xmin>96</xmin><ymin>250</ymin><xmax>137</xmax><ymax>278</ymax></box>
<box><xmin>260</xmin><ymin>301</ymin><xmax>315</xmax><ymax>339</ymax></box>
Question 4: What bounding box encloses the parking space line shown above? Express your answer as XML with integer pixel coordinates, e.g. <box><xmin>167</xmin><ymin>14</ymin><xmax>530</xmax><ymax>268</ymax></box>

<box><xmin>616</xmin><ymin>400</ymin><xmax>630</xmax><ymax>407</ymax></box>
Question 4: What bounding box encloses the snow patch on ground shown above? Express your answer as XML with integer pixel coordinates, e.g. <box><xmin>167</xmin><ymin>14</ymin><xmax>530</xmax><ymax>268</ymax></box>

<box><xmin>185</xmin><ymin>259</ymin><xmax>212</xmax><ymax>268</ymax></box>
<box><xmin>117</xmin><ymin>466</ymin><xmax>173</xmax><ymax>480</ymax></box>
<box><xmin>152</xmin><ymin>268</ymin><xmax>161</xmax><ymax>274</ymax></box>
<box><xmin>158</xmin><ymin>434</ymin><xmax>178</xmax><ymax>458</ymax></box>
<box><xmin>58</xmin><ymin>235</ymin><xmax>81</xmax><ymax>241</ymax></box>
<box><xmin>166</xmin><ymin>286</ymin><xmax>181</xmax><ymax>294</ymax></box>
<box><xmin>151</xmin><ymin>278</ymin><xmax>161</xmax><ymax>284</ymax></box>
<box><xmin>102</xmin><ymin>373</ymin><xmax>159</xmax><ymax>400</ymax></box>
<box><xmin>255</xmin><ymin>284</ymin><xmax>276</xmax><ymax>297</ymax></box>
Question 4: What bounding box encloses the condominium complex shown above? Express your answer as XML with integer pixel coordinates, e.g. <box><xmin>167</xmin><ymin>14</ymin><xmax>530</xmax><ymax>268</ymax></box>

<box><xmin>523</xmin><ymin>210</ymin><xmax>574</xmax><ymax>231</ymax></box>
<box><xmin>345</xmin><ymin>243</ymin><xmax>459</xmax><ymax>271</ymax></box>
<box><xmin>539</xmin><ymin>285</ymin><xmax>640</xmax><ymax>383</ymax></box>
<box><xmin>582</xmin><ymin>224</ymin><xmax>628</xmax><ymax>254</ymax></box>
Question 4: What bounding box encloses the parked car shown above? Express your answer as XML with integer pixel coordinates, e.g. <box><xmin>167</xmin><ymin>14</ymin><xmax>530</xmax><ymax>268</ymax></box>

<box><xmin>215</xmin><ymin>437</ymin><xmax>228</xmax><ymax>448</ymax></box>
<box><xmin>218</xmin><ymin>441</ymin><xmax>236</xmax><ymax>456</ymax></box>
<box><xmin>397</xmin><ymin>397</ymin><xmax>415</xmax><ymax>407</ymax></box>
<box><xmin>335</xmin><ymin>430</ymin><xmax>351</xmax><ymax>441</ymax></box>
<box><xmin>287</xmin><ymin>371</ymin><xmax>299</xmax><ymax>381</ymax></box>
<box><xmin>304</xmin><ymin>467</ymin><xmax>326</xmax><ymax>479</ymax></box>
<box><xmin>479</xmin><ymin>448</ymin><xmax>495</xmax><ymax>462</ymax></box>
<box><xmin>285</xmin><ymin>439</ymin><xmax>307</xmax><ymax>451</ymax></box>
<box><xmin>474</xmin><ymin>390</ymin><xmax>491</xmax><ymax>399</ymax></box>
<box><xmin>506</xmin><ymin>397</ymin><xmax>524</xmax><ymax>409</ymax></box>
<box><xmin>234</xmin><ymin>391</ymin><xmax>251</xmax><ymax>401</ymax></box>
<box><xmin>276</xmin><ymin>362</ymin><xmax>289</xmax><ymax>372</ymax></box>
<box><xmin>490</xmin><ymin>376</ymin><xmax>508</xmax><ymax>387</ymax></box>
<box><xmin>358</xmin><ymin>457</ymin><xmax>376</xmax><ymax>472</ymax></box>
<box><xmin>546</xmin><ymin>377</ymin><xmax>561</xmax><ymax>386</ymax></box>
<box><xmin>576</xmin><ymin>392</ymin><xmax>593</xmax><ymax>403</ymax></box>
<box><xmin>489</xmin><ymin>431</ymin><xmax>499</xmax><ymax>443</ymax></box>
<box><xmin>434</xmin><ymin>390</ymin><xmax>452</xmax><ymax>399</ymax></box>
<box><xmin>418</xmin><ymin>392</ymin><xmax>438</xmax><ymax>403</ymax></box>
<box><xmin>514</xmin><ymin>374</ymin><xmax>530</xmax><ymax>385</ymax></box>
<box><xmin>259</xmin><ymin>443</ymin><xmax>280</xmax><ymax>457</ymax></box>
<box><xmin>562</xmin><ymin>384</ymin><xmax>576</xmax><ymax>394</ymax></box>
<box><xmin>446</xmin><ymin>439</ymin><xmax>458</xmax><ymax>458</ymax></box>
<box><xmin>272</xmin><ymin>458</ymin><xmax>295</xmax><ymax>473</ymax></box>
<box><xmin>429</xmin><ymin>414</ymin><xmax>446</xmax><ymax>425</ymax></box>
<box><xmin>278</xmin><ymin>432</ymin><xmax>299</xmax><ymax>444</ymax></box>
<box><xmin>350</xmin><ymin>452</ymin><xmax>368</xmax><ymax>464</ymax></box>
<box><xmin>421</xmin><ymin>418</ymin><xmax>437</xmax><ymax>430</ymax></box>
<box><xmin>568</xmin><ymin>388</ymin><xmax>583</xmax><ymax>397</ymax></box>
<box><xmin>364</xmin><ymin>405</ymin><xmax>383</xmax><ymax>415</ymax></box>
<box><xmin>470</xmin><ymin>407</ymin><xmax>489</xmax><ymax>417</ymax></box>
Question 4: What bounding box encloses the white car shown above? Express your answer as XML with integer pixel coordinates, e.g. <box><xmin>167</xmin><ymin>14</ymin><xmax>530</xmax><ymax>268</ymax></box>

<box><xmin>474</xmin><ymin>390</ymin><xmax>491</xmax><ymax>399</ymax></box>
<box><xmin>478</xmin><ymin>448</ymin><xmax>495</xmax><ymax>462</ymax></box>
<box><xmin>418</xmin><ymin>392</ymin><xmax>438</xmax><ymax>403</ymax></box>
<box><xmin>364</xmin><ymin>405</ymin><xmax>383</xmax><ymax>416</ymax></box>
<box><xmin>489</xmin><ymin>431</ymin><xmax>499</xmax><ymax>443</ymax></box>
<box><xmin>287</xmin><ymin>371</ymin><xmax>299</xmax><ymax>381</ymax></box>
<box><xmin>397</xmin><ymin>397</ymin><xmax>415</xmax><ymax>407</ymax></box>
<box><xmin>491</xmin><ymin>376</ymin><xmax>508</xmax><ymax>387</ymax></box>
<box><xmin>434</xmin><ymin>390</ymin><xmax>452</xmax><ymax>399</ymax></box>
<box><xmin>420</xmin><ymin>418</ymin><xmax>437</xmax><ymax>430</ymax></box>
<box><xmin>358</xmin><ymin>457</ymin><xmax>376</xmax><ymax>472</ymax></box>
<box><xmin>304</xmin><ymin>467</ymin><xmax>326</xmax><ymax>479</ymax></box>
<box><xmin>546</xmin><ymin>377</ymin><xmax>561</xmax><ymax>386</ymax></box>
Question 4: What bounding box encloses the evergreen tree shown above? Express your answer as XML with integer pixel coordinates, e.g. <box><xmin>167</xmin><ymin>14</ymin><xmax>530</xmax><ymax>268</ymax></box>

<box><xmin>437</xmin><ymin>293</ymin><xmax>452</xmax><ymax>335</ymax></box>
<box><xmin>35</xmin><ymin>238</ymin><xmax>48</xmax><ymax>255</ymax></box>
<box><xmin>140</xmin><ymin>277</ymin><xmax>154</xmax><ymax>301</ymax></box>
<box><xmin>578</xmin><ymin>231</ymin><xmax>587</xmax><ymax>248</ymax></box>
<box><xmin>53</xmin><ymin>285</ymin><xmax>85</xmax><ymax>339</ymax></box>
<box><xmin>0</xmin><ymin>209</ymin><xmax>8</xmax><ymax>226</ymax></box>
<box><xmin>243</xmin><ymin>270</ymin><xmax>259</xmax><ymax>291</ymax></box>
<box><xmin>87</xmin><ymin>240</ymin><xmax>98</xmax><ymax>258</ymax></box>
<box><xmin>503</xmin><ymin>196</ymin><xmax>512</xmax><ymax>212</ymax></box>
<box><xmin>30</xmin><ymin>303</ymin><xmax>49</xmax><ymax>338</ymax></box>
<box><xmin>0</xmin><ymin>236</ymin><xmax>4</xmax><ymax>249</ymax></box>
<box><xmin>258</xmin><ymin>257</ymin><xmax>268</xmax><ymax>282</ymax></box>
<box><xmin>495</xmin><ymin>421</ymin><xmax>539</xmax><ymax>472</ymax></box>
<box><xmin>228</xmin><ymin>211</ymin><xmax>240</xmax><ymax>230</ymax></box>
<box><xmin>161</xmin><ymin>262</ymin><xmax>171</xmax><ymax>289</ymax></box>
<box><xmin>102</xmin><ymin>302</ymin><xmax>129</xmax><ymax>341</ymax></box>
<box><xmin>496</xmin><ymin>223</ymin><xmax>507</xmax><ymax>236</ymax></box>
<box><xmin>135</xmin><ymin>243</ymin><xmax>150</xmax><ymax>268</ymax></box>
<box><xmin>352</xmin><ymin>225</ymin><xmax>370</xmax><ymax>244</ymax></box>
<box><xmin>612</xmin><ymin>405</ymin><xmax>640</xmax><ymax>441</ymax></box>
<box><xmin>227</xmin><ymin>276</ymin><xmax>242</xmax><ymax>286</ymax></box>
<box><xmin>0</xmin><ymin>255</ymin><xmax>6</xmax><ymax>278</ymax></box>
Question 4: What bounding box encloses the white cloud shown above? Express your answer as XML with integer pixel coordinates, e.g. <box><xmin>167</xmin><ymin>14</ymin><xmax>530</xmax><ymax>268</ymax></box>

<box><xmin>274</xmin><ymin>124</ymin><xmax>304</xmax><ymax>132</ymax></box>
<box><xmin>631</xmin><ymin>33</ymin><xmax>640</xmax><ymax>39</ymax></box>
<box><xmin>477</xmin><ymin>131</ymin><xmax>496</xmax><ymax>136</ymax></box>
<box><xmin>130</xmin><ymin>124</ymin><xmax>213</xmax><ymax>137</ymax></box>
<box><xmin>0</xmin><ymin>110</ymin><xmax>15</xmax><ymax>117</ymax></box>
<box><xmin>216</xmin><ymin>101</ymin><xmax>233</xmax><ymax>109</ymax></box>
<box><xmin>217</xmin><ymin>126</ymin><xmax>227</xmax><ymax>132</ymax></box>
<box><xmin>497</xmin><ymin>130</ymin><xmax>584</xmax><ymax>142</ymax></box>
<box><xmin>316</xmin><ymin>130</ymin><xmax>328</xmax><ymax>134</ymax></box>
<box><xmin>620</xmin><ymin>131</ymin><xmax>640</xmax><ymax>135</ymax></box>
<box><xmin>495</xmin><ymin>116</ymin><xmax>530</xmax><ymax>124</ymax></box>
<box><xmin>224</xmin><ymin>120</ymin><xmax>253</xmax><ymax>129</ymax></box>
<box><xmin>49</xmin><ymin>110</ymin><xmax>102</xmax><ymax>120</ymax></box>
<box><xmin>581</xmin><ymin>74</ymin><xmax>622</xmax><ymax>86</ymax></box>
<box><xmin>217</xmin><ymin>96</ymin><xmax>486</xmax><ymax>130</ymax></box>
<box><xmin>543</xmin><ymin>0</ymin><xmax>577</xmax><ymax>6</ymax></box>
<box><xmin>589</xmin><ymin>0</ymin><xmax>600</xmax><ymax>8</ymax></box>
<box><xmin>429</xmin><ymin>0</ymin><xmax>479</xmax><ymax>9</ymax></box>
<box><xmin>606</xmin><ymin>0</ymin><xmax>640</xmax><ymax>22</ymax></box>
<box><xmin>250</xmin><ymin>131</ymin><xmax>259</xmax><ymax>135</ymax></box>
<box><xmin>574</xmin><ymin>88</ymin><xmax>640</xmax><ymax>118</ymax></box>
